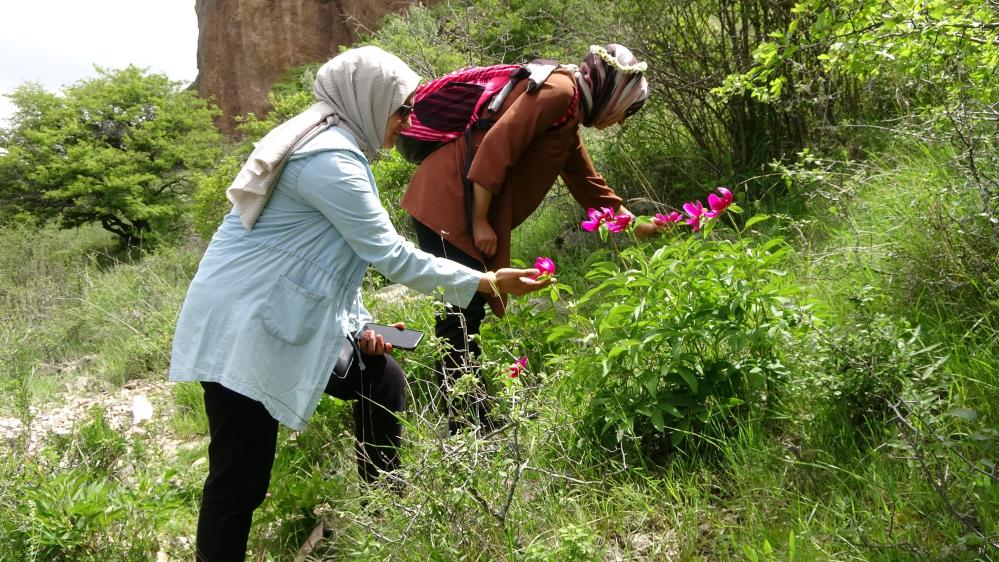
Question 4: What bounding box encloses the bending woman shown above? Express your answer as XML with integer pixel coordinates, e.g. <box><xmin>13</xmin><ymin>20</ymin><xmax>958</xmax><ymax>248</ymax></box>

<box><xmin>401</xmin><ymin>44</ymin><xmax>654</xmax><ymax>432</ymax></box>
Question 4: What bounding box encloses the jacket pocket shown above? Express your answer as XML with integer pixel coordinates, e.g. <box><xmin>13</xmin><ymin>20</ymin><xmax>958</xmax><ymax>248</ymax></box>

<box><xmin>260</xmin><ymin>275</ymin><xmax>330</xmax><ymax>345</ymax></box>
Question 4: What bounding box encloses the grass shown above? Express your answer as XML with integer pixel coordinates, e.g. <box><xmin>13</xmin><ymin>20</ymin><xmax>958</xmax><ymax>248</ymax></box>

<box><xmin>0</xmin><ymin>136</ymin><xmax>996</xmax><ymax>560</ymax></box>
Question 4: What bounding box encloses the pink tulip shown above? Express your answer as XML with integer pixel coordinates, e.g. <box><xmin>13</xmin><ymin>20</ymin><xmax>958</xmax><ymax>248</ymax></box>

<box><xmin>707</xmin><ymin>187</ymin><xmax>733</xmax><ymax>214</ymax></box>
<box><xmin>510</xmin><ymin>356</ymin><xmax>528</xmax><ymax>378</ymax></box>
<box><xmin>533</xmin><ymin>256</ymin><xmax>556</xmax><ymax>278</ymax></box>
<box><xmin>653</xmin><ymin>211</ymin><xmax>684</xmax><ymax>226</ymax></box>
<box><xmin>682</xmin><ymin>201</ymin><xmax>706</xmax><ymax>231</ymax></box>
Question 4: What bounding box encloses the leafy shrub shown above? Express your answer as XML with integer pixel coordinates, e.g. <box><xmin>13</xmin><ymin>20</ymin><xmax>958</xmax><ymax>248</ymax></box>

<box><xmin>18</xmin><ymin>466</ymin><xmax>183</xmax><ymax>561</ymax></box>
<box><xmin>552</xmin><ymin>216</ymin><xmax>799</xmax><ymax>451</ymax></box>
<box><xmin>73</xmin><ymin>407</ymin><xmax>129</xmax><ymax>476</ymax></box>
<box><xmin>190</xmin><ymin>154</ymin><xmax>242</xmax><ymax>239</ymax></box>
<box><xmin>366</xmin><ymin>0</ymin><xmax>610</xmax><ymax>75</ymax></box>
<box><xmin>625</xmin><ymin>0</ymin><xmax>816</xmax><ymax>197</ymax></box>
<box><xmin>800</xmin><ymin>313</ymin><xmax>944</xmax><ymax>434</ymax></box>
<box><xmin>370</xmin><ymin>150</ymin><xmax>418</xmax><ymax>238</ymax></box>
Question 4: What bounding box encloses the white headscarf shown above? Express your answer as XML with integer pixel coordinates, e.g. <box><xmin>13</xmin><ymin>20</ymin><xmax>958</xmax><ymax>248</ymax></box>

<box><xmin>313</xmin><ymin>45</ymin><xmax>420</xmax><ymax>157</ymax></box>
<box><xmin>226</xmin><ymin>46</ymin><xmax>420</xmax><ymax>229</ymax></box>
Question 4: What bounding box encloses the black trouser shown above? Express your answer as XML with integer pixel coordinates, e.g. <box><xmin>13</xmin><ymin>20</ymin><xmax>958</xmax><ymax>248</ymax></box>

<box><xmin>195</xmin><ymin>352</ymin><xmax>406</xmax><ymax>562</ymax></box>
<box><xmin>413</xmin><ymin>219</ymin><xmax>493</xmax><ymax>433</ymax></box>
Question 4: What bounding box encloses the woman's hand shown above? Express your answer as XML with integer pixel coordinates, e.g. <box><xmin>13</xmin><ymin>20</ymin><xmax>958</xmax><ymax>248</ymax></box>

<box><xmin>480</xmin><ymin>268</ymin><xmax>556</xmax><ymax>296</ymax></box>
<box><xmin>356</xmin><ymin>322</ymin><xmax>406</xmax><ymax>355</ymax></box>
<box><xmin>632</xmin><ymin>221</ymin><xmax>662</xmax><ymax>238</ymax></box>
<box><xmin>357</xmin><ymin>328</ymin><xmax>392</xmax><ymax>355</ymax></box>
<box><xmin>473</xmin><ymin>216</ymin><xmax>498</xmax><ymax>257</ymax></box>
<box><xmin>617</xmin><ymin>205</ymin><xmax>663</xmax><ymax>238</ymax></box>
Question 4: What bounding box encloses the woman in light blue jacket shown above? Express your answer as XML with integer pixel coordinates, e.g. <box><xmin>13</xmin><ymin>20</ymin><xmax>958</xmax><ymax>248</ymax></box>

<box><xmin>169</xmin><ymin>46</ymin><xmax>552</xmax><ymax>562</ymax></box>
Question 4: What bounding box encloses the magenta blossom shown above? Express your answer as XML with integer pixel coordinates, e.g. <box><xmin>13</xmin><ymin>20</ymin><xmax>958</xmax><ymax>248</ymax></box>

<box><xmin>510</xmin><ymin>356</ymin><xmax>528</xmax><ymax>378</ymax></box>
<box><xmin>533</xmin><ymin>256</ymin><xmax>556</xmax><ymax>279</ymax></box>
<box><xmin>607</xmin><ymin>213</ymin><xmax>633</xmax><ymax>233</ymax></box>
<box><xmin>580</xmin><ymin>207</ymin><xmax>615</xmax><ymax>231</ymax></box>
<box><xmin>653</xmin><ymin>211</ymin><xmax>684</xmax><ymax>226</ymax></box>
<box><xmin>707</xmin><ymin>187</ymin><xmax>733</xmax><ymax>216</ymax></box>
<box><xmin>682</xmin><ymin>201</ymin><xmax>706</xmax><ymax>231</ymax></box>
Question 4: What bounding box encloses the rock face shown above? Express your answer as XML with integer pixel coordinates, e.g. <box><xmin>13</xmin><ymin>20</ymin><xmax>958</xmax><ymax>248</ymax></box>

<box><xmin>194</xmin><ymin>0</ymin><xmax>415</xmax><ymax>136</ymax></box>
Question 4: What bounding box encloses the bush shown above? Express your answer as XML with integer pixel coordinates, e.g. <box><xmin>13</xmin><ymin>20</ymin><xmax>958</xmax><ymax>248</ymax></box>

<box><xmin>550</xmin><ymin>213</ymin><xmax>800</xmax><ymax>451</ymax></box>
<box><xmin>190</xmin><ymin>155</ymin><xmax>242</xmax><ymax>240</ymax></box>
<box><xmin>802</xmin><ymin>313</ymin><xmax>943</xmax><ymax>434</ymax></box>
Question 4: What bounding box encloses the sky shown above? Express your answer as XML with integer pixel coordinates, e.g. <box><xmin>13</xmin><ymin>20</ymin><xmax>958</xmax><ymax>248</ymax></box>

<box><xmin>0</xmin><ymin>0</ymin><xmax>199</xmax><ymax>126</ymax></box>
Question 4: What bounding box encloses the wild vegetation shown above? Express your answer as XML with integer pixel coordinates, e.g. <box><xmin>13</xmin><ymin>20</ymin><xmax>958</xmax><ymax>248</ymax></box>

<box><xmin>0</xmin><ymin>0</ymin><xmax>996</xmax><ymax>560</ymax></box>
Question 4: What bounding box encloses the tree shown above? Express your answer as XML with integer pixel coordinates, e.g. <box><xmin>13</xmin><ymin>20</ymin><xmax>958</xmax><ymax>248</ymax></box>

<box><xmin>0</xmin><ymin>66</ymin><xmax>223</xmax><ymax>247</ymax></box>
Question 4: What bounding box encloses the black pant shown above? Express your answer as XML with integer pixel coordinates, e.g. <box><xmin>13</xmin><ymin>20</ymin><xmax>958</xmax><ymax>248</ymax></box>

<box><xmin>413</xmin><ymin>219</ymin><xmax>494</xmax><ymax>432</ymax></box>
<box><xmin>195</xmin><ymin>352</ymin><xmax>406</xmax><ymax>562</ymax></box>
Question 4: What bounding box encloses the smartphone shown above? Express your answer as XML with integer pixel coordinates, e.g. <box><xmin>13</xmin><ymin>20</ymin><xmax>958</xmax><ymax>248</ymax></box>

<box><xmin>358</xmin><ymin>323</ymin><xmax>424</xmax><ymax>351</ymax></box>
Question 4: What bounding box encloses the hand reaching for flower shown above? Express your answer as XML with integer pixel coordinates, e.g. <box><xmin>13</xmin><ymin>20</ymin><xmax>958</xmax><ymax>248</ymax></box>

<box><xmin>632</xmin><ymin>221</ymin><xmax>662</xmax><ymax>237</ymax></box>
<box><xmin>478</xmin><ymin>267</ymin><xmax>556</xmax><ymax>296</ymax></box>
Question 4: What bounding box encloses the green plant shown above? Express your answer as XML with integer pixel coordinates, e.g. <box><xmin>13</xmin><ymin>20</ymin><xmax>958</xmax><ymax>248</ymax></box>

<box><xmin>190</xmin><ymin>154</ymin><xmax>242</xmax><ymax>239</ymax></box>
<box><xmin>799</xmin><ymin>312</ymin><xmax>945</xmax><ymax>435</ymax></box>
<box><xmin>370</xmin><ymin>150</ymin><xmax>418</xmax><ymax>239</ymax></box>
<box><xmin>18</xmin><ymin>464</ymin><xmax>185</xmax><ymax>561</ymax></box>
<box><xmin>72</xmin><ymin>407</ymin><xmax>128</xmax><ymax>476</ymax></box>
<box><xmin>523</xmin><ymin>523</ymin><xmax>601</xmax><ymax>561</ymax></box>
<box><xmin>169</xmin><ymin>381</ymin><xmax>209</xmax><ymax>437</ymax></box>
<box><xmin>550</xmin><ymin>209</ymin><xmax>799</xmax><ymax>451</ymax></box>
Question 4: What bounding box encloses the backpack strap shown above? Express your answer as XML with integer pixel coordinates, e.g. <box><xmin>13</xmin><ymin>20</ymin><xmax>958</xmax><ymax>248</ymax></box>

<box><xmin>488</xmin><ymin>67</ymin><xmax>530</xmax><ymax>113</ymax></box>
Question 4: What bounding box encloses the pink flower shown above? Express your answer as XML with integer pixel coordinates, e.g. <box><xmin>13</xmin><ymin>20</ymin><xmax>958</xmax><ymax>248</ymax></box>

<box><xmin>653</xmin><ymin>211</ymin><xmax>684</xmax><ymax>226</ymax></box>
<box><xmin>707</xmin><ymin>187</ymin><xmax>733</xmax><ymax>215</ymax></box>
<box><xmin>682</xmin><ymin>200</ymin><xmax>706</xmax><ymax>231</ymax></box>
<box><xmin>510</xmin><ymin>356</ymin><xmax>528</xmax><ymax>378</ymax></box>
<box><xmin>580</xmin><ymin>207</ymin><xmax>617</xmax><ymax>232</ymax></box>
<box><xmin>607</xmin><ymin>213</ymin><xmax>633</xmax><ymax>233</ymax></box>
<box><xmin>581</xmin><ymin>215</ymin><xmax>601</xmax><ymax>232</ymax></box>
<box><xmin>533</xmin><ymin>256</ymin><xmax>556</xmax><ymax>279</ymax></box>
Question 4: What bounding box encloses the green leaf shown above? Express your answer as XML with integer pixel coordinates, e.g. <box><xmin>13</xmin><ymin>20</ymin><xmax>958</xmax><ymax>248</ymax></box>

<box><xmin>644</xmin><ymin>376</ymin><xmax>658</xmax><ymax>397</ymax></box>
<box><xmin>743</xmin><ymin>214</ymin><xmax>770</xmax><ymax>229</ymax></box>
<box><xmin>546</xmin><ymin>325</ymin><xmax>581</xmax><ymax>343</ymax></box>
<box><xmin>651</xmin><ymin>411</ymin><xmax>665</xmax><ymax>431</ymax></box>
<box><xmin>608</xmin><ymin>339</ymin><xmax>640</xmax><ymax>359</ymax></box>
<box><xmin>676</xmin><ymin>368</ymin><xmax>699</xmax><ymax>394</ymax></box>
<box><xmin>948</xmin><ymin>408</ymin><xmax>978</xmax><ymax>421</ymax></box>
<box><xmin>660</xmin><ymin>403</ymin><xmax>684</xmax><ymax>418</ymax></box>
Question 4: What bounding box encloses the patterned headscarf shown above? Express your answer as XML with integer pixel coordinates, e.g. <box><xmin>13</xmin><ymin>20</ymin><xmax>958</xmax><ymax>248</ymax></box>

<box><xmin>574</xmin><ymin>44</ymin><xmax>649</xmax><ymax>128</ymax></box>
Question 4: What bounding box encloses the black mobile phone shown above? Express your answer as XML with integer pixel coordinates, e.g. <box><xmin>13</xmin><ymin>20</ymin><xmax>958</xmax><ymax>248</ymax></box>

<box><xmin>359</xmin><ymin>323</ymin><xmax>424</xmax><ymax>351</ymax></box>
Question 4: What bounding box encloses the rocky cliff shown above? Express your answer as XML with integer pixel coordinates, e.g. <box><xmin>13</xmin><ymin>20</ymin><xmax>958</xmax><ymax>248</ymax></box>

<box><xmin>194</xmin><ymin>0</ymin><xmax>417</xmax><ymax>136</ymax></box>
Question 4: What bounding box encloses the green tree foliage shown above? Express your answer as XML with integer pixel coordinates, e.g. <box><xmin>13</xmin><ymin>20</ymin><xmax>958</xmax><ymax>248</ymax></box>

<box><xmin>0</xmin><ymin>66</ymin><xmax>223</xmax><ymax>247</ymax></box>
<box><xmin>620</xmin><ymin>0</ymin><xmax>818</xmax><ymax>195</ymax></box>
<box><xmin>716</xmin><ymin>0</ymin><xmax>999</xmax><ymax>215</ymax></box>
<box><xmin>366</xmin><ymin>0</ymin><xmax>614</xmax><ymax>76</ymax></box>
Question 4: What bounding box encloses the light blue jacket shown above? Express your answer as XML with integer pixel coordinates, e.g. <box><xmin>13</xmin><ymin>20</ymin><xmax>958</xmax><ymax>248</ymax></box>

<box><xmin>169</xmin><ymin>127</ymin><xmax>481</xmax><ymax>430</ymax></box>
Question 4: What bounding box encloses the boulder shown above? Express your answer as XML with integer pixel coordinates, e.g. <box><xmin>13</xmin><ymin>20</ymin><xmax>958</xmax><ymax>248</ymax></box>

<box><xmin>194</xmin><ymin>0</ymin><xmax>422</xmax><ymax>136</ymax></box>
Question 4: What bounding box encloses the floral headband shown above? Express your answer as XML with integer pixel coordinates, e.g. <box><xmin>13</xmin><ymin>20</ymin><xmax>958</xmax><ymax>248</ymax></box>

<box><xmin>589</xmin><ymin>44</ymin><xmax>648</xmax><ymax>74</ymax></box>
